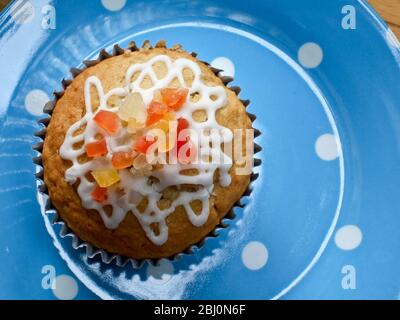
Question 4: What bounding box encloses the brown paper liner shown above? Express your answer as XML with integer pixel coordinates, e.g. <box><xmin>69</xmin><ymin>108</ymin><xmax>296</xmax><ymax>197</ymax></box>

<box><xmin>33</xmin><ymin>40</ymin><xmax>262</xmax><ymax>268</ymax></box>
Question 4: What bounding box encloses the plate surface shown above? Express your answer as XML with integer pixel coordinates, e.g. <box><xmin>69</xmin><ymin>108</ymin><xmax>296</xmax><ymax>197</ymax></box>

<box><xmin>0</xmin><ymin>0</ymin><xmax>399</xmax><ymax>300</ymax></box>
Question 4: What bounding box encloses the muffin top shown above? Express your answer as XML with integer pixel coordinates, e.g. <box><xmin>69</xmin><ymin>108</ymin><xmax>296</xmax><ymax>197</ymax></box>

<box><xmin>42</xmin><ymin>43</ymin><xmax>253</xmax><ymax>259</ymax></box>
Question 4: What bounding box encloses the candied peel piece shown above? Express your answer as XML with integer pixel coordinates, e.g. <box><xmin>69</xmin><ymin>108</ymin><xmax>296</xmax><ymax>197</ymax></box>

<box><xmin>126</xmin><ymin>118</ymin><xmax>145</xmax><ymax>134</ymax></box>
<box><xmin>91</xmin><ymin>168</ymin><xmax>120</xmax><ymax>187</ymax></box>
<box><xmin>133</xmin><ymin>153</ymin><xmax>151</xmax><ymax>169</ymax></box>
<box><xmin>85</xmin><ymin>138</ymin><xmax>107</xmax><ymax>157</ymax></box>
<box><xmin>173</xmin><ymin>117</ymin><xmax>196</xmax><ymax>163</ymax></box>
<box><xmin>146</xmin><ymin>100</ymin><xmax>168</xmax><ymax>126</ymax></box>
<box><xmin>177</xmin><ymin>117</ymin><xmax>189</xmax><ymax>133</ymax></box>
<box><xmin>111</xmin><ymin>150</ymin><xmax>136</xmax><ymax>169</ymax></box>
<box><xmin>160</xmin><ymin>88</ymin><xmax>188</xmax><ymax>111</ymax></box>
<box><xmin>91</xmin><ymin>186</ymin><xmax>107</xmax><ymax>203</ymax></box>
<box><xmin>158</xmin><ymin>137</ymin><xmax>175</xmax><ymax>153</ymax></box>
<box><xmin>130</xmin><ymin>154</ymin><xmax>153</xmax><ymax>176</ymax></box>
<box><xmin>117</xmin><ymin>92</ymin><xmax>147</xmax><ymax>123</ymax></box>
<box><xmin>176</xmin><ymin>138</ymin><xmax>197</xmax><ymax>164</ymax></box>
<box><xmin>163</xmin><ymin>112</ymin><xmax>176</xmax><ymax>121</ymax></box>
<box><xmin>93</xmin><ymin>110</ymin><xmax>120</xmax><ymax>135</ymax></box>
<box><xmin>151</xmin><ymin>118</ymin><xmax>172</xmax><ymax>134</ymax></box>
<box><xmin>133</xmin><ymin>135</ymin><xmax>156</xmax><ymax>154</ymax></box>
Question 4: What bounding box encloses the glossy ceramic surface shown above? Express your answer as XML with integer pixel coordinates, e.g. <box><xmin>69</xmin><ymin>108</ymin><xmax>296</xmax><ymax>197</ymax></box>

<box><xmin>0</xmin><ymin>0</ymin><xmax>399</xmax><ymax>299</ymax></box>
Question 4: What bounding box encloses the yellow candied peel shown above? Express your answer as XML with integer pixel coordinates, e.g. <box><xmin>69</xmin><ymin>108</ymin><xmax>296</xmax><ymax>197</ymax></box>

<box><xmin>117</xmin><ymin>92</ymin><xmax>147</xmax><ymax>123</ymax></box>
<box><xmin>126</xmin><ymin>118</ymin><xmax>145</xmax><ymax>134</ymax></box>
<box><xmin>91</xmin><ymin>168</ymin><xmax>120</xmax><ymax>187</ymax></box>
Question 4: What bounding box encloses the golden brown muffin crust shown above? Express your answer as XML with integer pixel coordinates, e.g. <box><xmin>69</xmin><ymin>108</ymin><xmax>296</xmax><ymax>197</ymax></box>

<box><xmin>42</xmin><ymin>46</ymin><xmax>252</xmax><ymax>259</ymax></box>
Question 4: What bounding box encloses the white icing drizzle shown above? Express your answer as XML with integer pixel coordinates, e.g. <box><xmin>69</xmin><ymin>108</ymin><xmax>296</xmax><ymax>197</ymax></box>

<box><xmin>60</xmin><ymin>55</ymin><xmax>233</xmax><ymax>245</ymax></box>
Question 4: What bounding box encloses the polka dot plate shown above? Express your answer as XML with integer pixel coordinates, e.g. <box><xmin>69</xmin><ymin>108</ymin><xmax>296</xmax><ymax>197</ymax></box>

<box><xmin>0</xmin><ymin>0</ymin><xmax>399</xmax><ymax>300</ymax></box>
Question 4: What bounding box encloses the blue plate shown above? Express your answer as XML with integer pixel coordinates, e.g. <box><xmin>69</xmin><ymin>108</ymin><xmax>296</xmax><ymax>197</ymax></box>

<box><xmin>0</xmin><ymin>0</ymin><xmax>399</xmax><ymax>300</ymax></box>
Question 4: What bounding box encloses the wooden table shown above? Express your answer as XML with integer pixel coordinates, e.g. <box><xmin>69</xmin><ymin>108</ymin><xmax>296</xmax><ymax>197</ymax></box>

<box><xmin>370</xmin><ymin>0</ymin><xmax>400</xmax><ymax>38</ymax></box>
<box><xmin>0</xmin><ymin>0</ymin><xmax>399</xmax><ymax>39</ymax></box>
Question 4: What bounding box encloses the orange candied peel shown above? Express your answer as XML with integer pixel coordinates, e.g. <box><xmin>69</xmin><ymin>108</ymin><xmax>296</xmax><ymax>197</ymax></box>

<box><xmin>85</xmin><ymin>138</ymin><xmax>108</xmax><ymax>158</ymax></box>
<box><xmin>111</xmin><ymin>150</ymin><xmax>136</xmax><ymax>169</ymax></box>
<box><xmin>160</xmin><ymin>88</ymin><xmax>188</xmax><ymax>111</ymax></box>
<box><xmin>134</xmin><ymin>135</ymin><xmax>156</xmax><ymax>154</ymax></box>
<box><xmin>93</xmin><ymin>110</ymin><xmax>121</xmax><ymax>135</ymax></box>
<box><xmin>91</xmin><ymin>185</ymin><xmax>107</xmax><ymax>203</ymax></box>
<box><xmin>146</xmin><ymin>100</ymin><xmax>168</xmax><ymax>126</ymax></box>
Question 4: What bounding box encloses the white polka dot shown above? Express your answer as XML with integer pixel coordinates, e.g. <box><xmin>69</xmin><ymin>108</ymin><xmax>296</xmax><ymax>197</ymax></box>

<box><xmin>242</xmin><ymin>241</ymin><xmax>268</xmax><ymax>270</ymax></box>
<box><xmin>101</xmin><ymin>0</ymin><xmax>126</xmax><ymax>11</ymax></box>
<box><xmin>315</xmin><ymin>134</ymin><xmax>340</xmax><ymax>161</ymax></box>
<box><xmin>52</xmin><ymin>275</ymin><xmax>78</xmax><ymax>300</ymax></box>
<box><xmin>147</xmin><ymin>260</ymin><xmax>174</xmax><ymax>284</ymax></box>
<box><xmin>211</xmin><ymin>57</ymin><xmax>235</xmax><ymax>77</ymax></box>
<box><xmin>335</xmin><ymin>225</ymin><xmax>362</xmax><ymax>251</ymax></box>
<box><xmin>298</xmin><ymin>42</ymin><xmax>323</xmax><ymax>68</ymax></box>
<box><xmin>10</xmin><ymin>0</ymin><xmax>35</xmax><ymax>24</ymax></box>
<box><xmin>386</xmin><ymin>28</ymin><xmax>400</xmax><ymax>49</ymax></box>
<box><xmin>25</xmin><ymin>89</ymin><xmax>49</xmax><ymax>116</ymax></box>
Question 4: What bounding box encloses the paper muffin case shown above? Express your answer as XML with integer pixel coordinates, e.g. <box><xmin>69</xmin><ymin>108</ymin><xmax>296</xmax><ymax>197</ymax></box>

<box><xmin>33</xmin><ymin>40</ymin><xmax>262</xmax><ymax>268</ymax></box>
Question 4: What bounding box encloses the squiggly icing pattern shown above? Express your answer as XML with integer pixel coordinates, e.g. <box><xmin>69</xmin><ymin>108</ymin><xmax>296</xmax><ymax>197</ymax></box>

<box><xmin>60</xmin><ymin>55</ymin><xmax>233</xmax><ymax>245</ymax></box>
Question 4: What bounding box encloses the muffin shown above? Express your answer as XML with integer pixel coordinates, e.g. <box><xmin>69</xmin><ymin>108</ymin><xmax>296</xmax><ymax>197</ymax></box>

<box><xmin>40</xmin><ymin>40</ymin><xmax>256</xmax><ymax>260</ymax></box>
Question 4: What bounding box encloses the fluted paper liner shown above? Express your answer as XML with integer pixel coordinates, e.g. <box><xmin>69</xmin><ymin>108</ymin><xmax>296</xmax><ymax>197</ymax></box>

<box><xmin>33</xmin><ymin>40</ymin><xmax>262</xmax><ymax>268</ymax></box>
